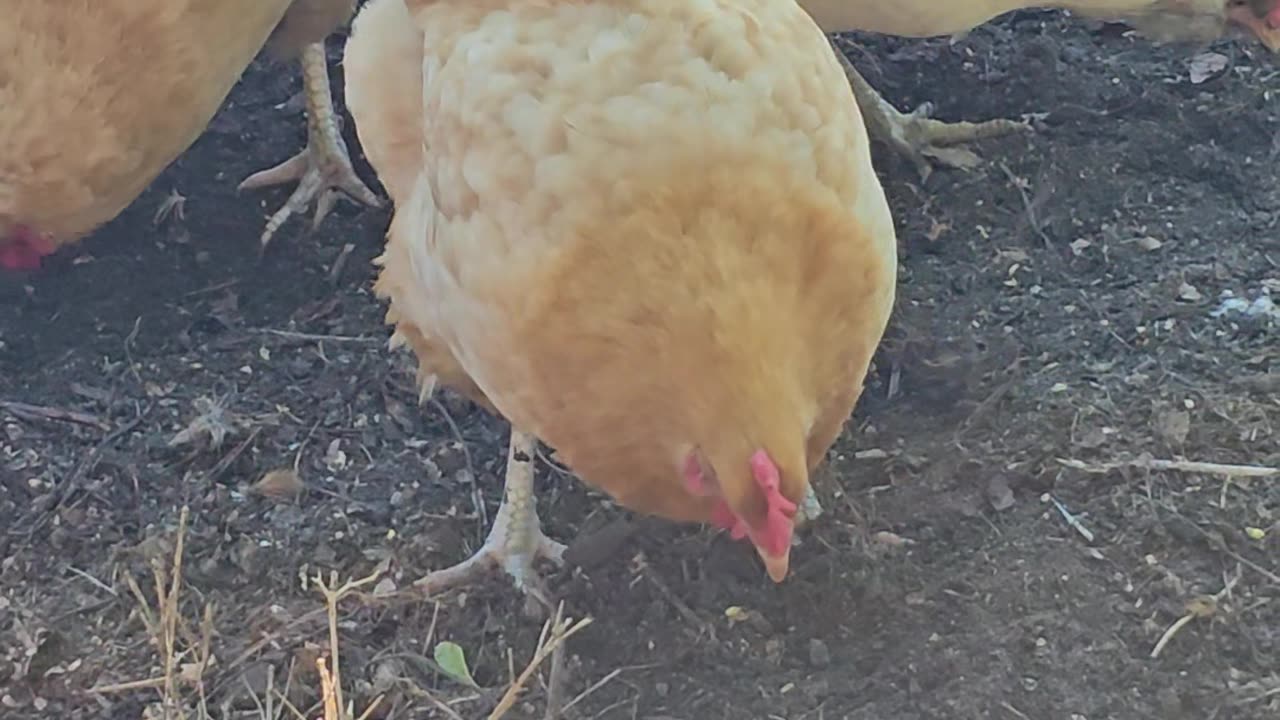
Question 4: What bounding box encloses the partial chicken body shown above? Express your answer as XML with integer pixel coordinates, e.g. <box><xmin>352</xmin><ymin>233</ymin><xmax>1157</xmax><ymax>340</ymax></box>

<box><xmin>345</xmin><ymin>0</ymin><xmax>898</xmax><ymax>593</ymax></box>
<box><xmin>0</xmin><ymin>0</ymin><xmax>376</xmax><ymax>271</ymax></box>
<box><xmin>801</xmin><ymin>0</ymin><xmax>1280</xmax><ymax>177</ymax></box>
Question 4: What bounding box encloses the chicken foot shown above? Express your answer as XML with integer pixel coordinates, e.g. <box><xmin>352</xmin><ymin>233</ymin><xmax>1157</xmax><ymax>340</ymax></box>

<box><xmin>832</xmin><ymin>42</ymin><xmax>1030</xmax><ymax>181</ymax></box>
<box><xmin>414</xmin><ymin>429</ymin><xmax>567</xmax><ymax>604</ymax></box>
<box><xmin>239</xmin><ymin>42</ymin><xmax>382</xmax><ymax>247</ymax></box>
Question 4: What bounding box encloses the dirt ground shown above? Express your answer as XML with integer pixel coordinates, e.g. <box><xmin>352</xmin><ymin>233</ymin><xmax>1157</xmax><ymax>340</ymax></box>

<box><xmin>2</xmin><ymin>9</ymin><xmax>1279</xmax><ymax>720</ymax></box>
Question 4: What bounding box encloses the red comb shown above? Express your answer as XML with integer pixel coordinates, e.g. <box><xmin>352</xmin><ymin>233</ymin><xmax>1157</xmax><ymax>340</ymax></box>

<box><xmin>750</xmin><ymin>450</ymin><xmax>796</xmax><ymax>556</ymax></box>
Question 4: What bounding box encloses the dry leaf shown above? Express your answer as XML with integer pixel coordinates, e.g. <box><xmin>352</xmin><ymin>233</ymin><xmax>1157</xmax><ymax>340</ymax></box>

<box><xmin>372</xmin><ymin>577</ymin><xmax>397</xmax><ymax>596</ymax></box>
<box><xmin>1134</xmin><ymin>236</ymin><xmax>1163</xmax><ymax>251</ymax></box>
<box><xmin>169</xmin><ymin>395</ymin><xmax>239</xmax><ymax>450</ymax></box>
<box><xmin>250</xmin><ymin>468</ymin><xmax>304</xmax><ymax>502</ymax></box>
<box><xmin>1188</xmin><ymin>52</ymin><xmax>1228</xmax><ymax>84</ymax></box>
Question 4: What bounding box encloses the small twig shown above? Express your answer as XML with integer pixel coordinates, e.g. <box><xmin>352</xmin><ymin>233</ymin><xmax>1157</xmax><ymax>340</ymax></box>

<box><xmin>1151</xmin><ymin>570</ymin><xmax>1240</xmax><ymax>659</ymax></box>
<box><xmin>205</xmin><ymin>607</ymin><xmax>328</xmax><ymax>698</ymax></box>
<box><xmin>123</xmin><ymin>316</ymin><xmax>144</xmax><ymax>385</ymax></box>
<box><xmin>89</xmin><ymin>677</ymin><xmax>168</xmax><ymax>694</ymax></box>
<box><xmin>639</xmin><ymin>557</ymin><xmax>715</xmax><ymax>641</ymax></box>
<box><xmin>415</xmin><ymin>688</ymin><xmax>466</xmax><ymax>720</ymax></box>
<box><xmin>1059</xmin><ymin>456</ymin><xmax>1278</xmax><ymax>478</ymax></box>
<box><xmin>312</xmin><ymin>568</ymin><xmax>385</xmax><ymax>720</ymax></box>
<box><xmin>15</xmin><ymin>404</ymin><xmax>149</xmax><ymax>537</ymax></box>
<box><xmin>1000</xmin><ymin>702</ymin><xmax>1032</xmax><ymax>720</ymax></box>
<box><xmin>206</xmin><ymin>427</ymin><xmax>261</xmax><ymax>482</ymax></box>
<box><xmin>328</xmin><ymin>243</ymin><xmax>356</xmax><ymax>286</ymax></box>
<box><xmin>561</xmin><ymin>668</ymin><xmax>624</xmax><ymax>715</ymax></box>
<box><xmin>998</xmin><ymin>162</ymin><xmax>1053</xmax><ymax>248</ymax></box>
<box><xmin>1150</xmin><ymin>613</ymin><xmax>1198</xmax><ymax>659</ymax></box>
<box><xmin>159</xmin><ymin>507</ymin><xmax>191</xmax><ymax>714</ymax></box>
<box><xmin>429</xmin><ymin>398</ymin><xmax>487</xmax><ymax>535</ymax></box>
<box><xmin>1049</xmin><ymin>495</ymin><xmax>1096</xmax><ymax>543</ymax></box>
<box><xmin>318</xmin><ymin>656</ymin><xmax>340</xmax><ymax>720</ymax></box>
<box><xmin>64</xmin><ymin>565</ymin><xmax>119</xmax><ymax>597</ymax></box>
<box><xmin>183</xmin><ymin>279</ymin><xmax>240</xmax><ymax>298</ymax></box>
<box><xmin>488</xmin><ymin>603</ymin><xmax>593</xmax><ymax>720</ymax></box>
<box><xmin>1180</xmin><ymin>517</ymin><xmax>1280</xmax><ymax>585</ymax></box>
<box><xmin>424</xmin><ymin>602</ymin><xmax>441</xmax><ymax>651</ymax></box>
<box><xmin>255</xmin><ymin>328</ymin><xmax>382</xmax><ymax>345</ymax></box>
<box><xmin>543</xmin><ymin>638</ymin><xmax>568</xmax><ymax>720</ymax></box>
<box><xmin>0</xmin><ymin>400</ymin><xmax>109</xmax><ymax>430</ymax></box>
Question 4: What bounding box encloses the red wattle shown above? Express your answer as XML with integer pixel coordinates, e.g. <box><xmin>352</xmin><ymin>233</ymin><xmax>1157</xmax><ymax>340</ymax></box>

<box><xmin>0</xmin><ymin>243</ymin><xmax>42</xmax><ymax>271</ymax></box>
<box><xmin>2</xmin><ymin>225</ymin><xmax>55</xmax><ymax>271</ymax></box>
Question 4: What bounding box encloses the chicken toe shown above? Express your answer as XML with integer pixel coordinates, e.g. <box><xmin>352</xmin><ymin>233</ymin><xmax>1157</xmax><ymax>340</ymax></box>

<box><xmin>833</xmin><ymin>43</ymin><xmax>1030</xmax><ymax>181</ymax></box>
<box><xmin>239</xmin><ymin>42</ymin><xmax>382</xmax><ymax>247</ymax></box>
<box><xmin>414</xmin><ymin>430</ymin><xmax>567</xmax><ymax>604</ymax></box>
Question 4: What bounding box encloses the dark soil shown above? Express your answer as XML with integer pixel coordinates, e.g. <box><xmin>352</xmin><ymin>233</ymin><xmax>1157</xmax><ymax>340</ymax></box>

<box><xmin>2</xmin><ymin>10</ymin><xmax>1278</xmax><ymax>720</ymax></box>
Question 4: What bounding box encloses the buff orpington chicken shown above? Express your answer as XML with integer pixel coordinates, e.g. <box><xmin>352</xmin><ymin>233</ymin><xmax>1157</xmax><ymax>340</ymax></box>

<box><xmin>344</xmin><ymin>0</ymin><xmax>897</xmax><ymax>594</ymax></box>
<box><xmin>800</xmin><ymin>0</ymin><xmax>1280</xmax><ymax>177</ymax></box>
<box><xmin>0</xmin><ymin>0</ymin><xmax>378</xmax><ymax>272</ymax></box>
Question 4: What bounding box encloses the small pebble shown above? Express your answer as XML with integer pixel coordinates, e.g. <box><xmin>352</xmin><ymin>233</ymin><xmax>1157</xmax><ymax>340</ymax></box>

<box><xmin>655</xmin><ymin>682</ymin><xmax>669</xmax><ymax>698</ymax></box>
<box><xmin>808</xmin><ymin>638</ymin><xmax>831</xmax><ymax>668</ymax></box>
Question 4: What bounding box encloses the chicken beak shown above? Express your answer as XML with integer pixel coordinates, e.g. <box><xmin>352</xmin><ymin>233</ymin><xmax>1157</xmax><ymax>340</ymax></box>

<box><xmin>758</xmin><ymin>547</ymin><xmax>791</xmax><ymax>583</ymax></box>
<box><xmin>1228</xmin><ymin>6</ymin><xmax>1280</xmax><ymax>52</ymax></box>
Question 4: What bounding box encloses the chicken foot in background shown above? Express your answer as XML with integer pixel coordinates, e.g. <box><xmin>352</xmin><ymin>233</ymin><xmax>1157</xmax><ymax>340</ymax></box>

<box><xmin>415</xmin><ymin>430</ymin><xmax>567</xmax><ymax>605</ymax></box>
<box><xmin>239</xmin><ymin>43</ymin><xmax>382</xmax><ymax>247</ymax></box>
<box><xmin>831</xmin><ymin>41</ymin><xmax>1030</xmax><ymax>180</ymax></box>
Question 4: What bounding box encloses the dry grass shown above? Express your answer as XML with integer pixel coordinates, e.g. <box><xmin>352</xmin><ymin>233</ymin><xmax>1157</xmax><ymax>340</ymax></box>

<box><xmin>86</xmin><ymin>505</ymin><xmax>594</xmax><ymax>719</ymax></box>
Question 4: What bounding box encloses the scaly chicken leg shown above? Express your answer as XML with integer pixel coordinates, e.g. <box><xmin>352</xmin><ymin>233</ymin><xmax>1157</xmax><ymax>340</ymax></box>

<box><xmin>415</xmin><ymin>430</ymin><xmax>567</xmax><ymax>602</ymax></box>
<box><xmin>831</xmin><ymin>41</ymin><xmax>1029</xmax><ymax>180</ymax></box>
<box><xmin>239</xmin><ymin>42</ymin><xmax>382</xmax><ymax>247</ymax></box>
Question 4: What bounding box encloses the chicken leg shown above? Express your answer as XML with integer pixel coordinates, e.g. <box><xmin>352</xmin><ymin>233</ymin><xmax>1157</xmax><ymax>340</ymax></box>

<box><xmin>832</xmin><ymin>42</ymin><xmax>1030</xmax><ymax>181</ymax></box>
<box><xmin>239</xmin><ymin>42</ymin><xmax>382</xmax><ymax>247</ymax></box>
<box><xmin>415</xmin><ymin>430</ymin><xmax>567</xmax><ymax>603</ymax></box>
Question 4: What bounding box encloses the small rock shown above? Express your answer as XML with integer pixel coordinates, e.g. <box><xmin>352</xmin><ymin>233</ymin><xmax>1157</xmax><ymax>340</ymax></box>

<box><xmin>655</xmin><ymin>682</ymin><xmax>670</xmax><ymax>697</ymax></box>
<box><xmin>803</xmin><ymin>677</ymin><xmax>831</xmax><ymax>700</ymax></box>
<box><xmin>807</xmin><ymin>638</ymin><xmax>831</xmax><ymax>668</ymax></box>
<box><xmin>1177</xmin><ymin>282</ymin><xmax>1202</xmax><ymax>302</ymax></box>
<box><xmin>986</xmin><ymin>475</ymin><xmax>1016</xmax><ymax>512</ymax></box>
<box><xmin>764</xmin><ymin>638</ymin><xmax>786</xmax><ymax>665</ymax></box>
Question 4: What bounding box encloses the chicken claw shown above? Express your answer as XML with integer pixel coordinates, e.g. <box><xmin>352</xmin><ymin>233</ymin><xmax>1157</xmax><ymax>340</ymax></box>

<box><xmin>833</xmin><ymin>43</ymin><xmax>1030</xmax><ymax>181</ymax></box>
<box><xmin>239</xmin><ymin>42</ymin><xmax>382</xmax><ymax>247</ymax></box>
<box><xmin>415</xmin><ymin>430</ymin><xmax>567</xmax><ymax>605</ymax></box>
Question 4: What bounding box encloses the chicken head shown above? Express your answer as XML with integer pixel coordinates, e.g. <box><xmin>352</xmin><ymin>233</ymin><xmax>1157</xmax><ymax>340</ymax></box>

<box><xmin>1226</xmin><ymin>0</ymin><xmax>1280</xmax><ymax>48</ymax></box>
<box><xmin>685</xmin><ymin>448</ymin><xmax>801</xmax><ymax>583</ymax></box>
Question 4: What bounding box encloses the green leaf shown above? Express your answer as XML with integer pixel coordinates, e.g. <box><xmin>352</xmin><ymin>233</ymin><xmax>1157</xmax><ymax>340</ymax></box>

<box><xmin>433</xmin><ymin>641</ymin><xmax>479</xmax><ymax>688</ymax></box>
